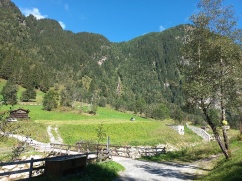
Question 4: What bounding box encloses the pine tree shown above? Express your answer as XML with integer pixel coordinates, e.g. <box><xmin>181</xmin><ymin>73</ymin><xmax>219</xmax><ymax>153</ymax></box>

<box><xmin>1</xmin><ymin>79</ymin><xmax>18</xmax><ymax>106</ymax></box>
<box><xmin>21</xmin><ymin>84</ymin><xmax>36</xmax><ymax>102</ymax></box>
<box><xmin>42</xmin><ymin>90</ymin><xmax>59</xmax><ymax>111</ymax></box>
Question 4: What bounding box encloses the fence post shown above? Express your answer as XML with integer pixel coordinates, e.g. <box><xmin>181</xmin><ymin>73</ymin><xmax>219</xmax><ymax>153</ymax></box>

<box><xmin>29</xmin><ymin>158</ymin><xmax>34</xmax><ymax>178</ymax></box>
<box><xmin>107</xmin><ymin>136</ymin><xmax>110</xmax><ymax>153</ymax></box>
<box><xmin>78</xmin><ymin>145</ymin><xmax>81</xmax><ymax>153</ymax></box>
<box><xmin>67</xmin><ymin>145</ymin><xmax>70</xmax><ymax>155</ymax></box>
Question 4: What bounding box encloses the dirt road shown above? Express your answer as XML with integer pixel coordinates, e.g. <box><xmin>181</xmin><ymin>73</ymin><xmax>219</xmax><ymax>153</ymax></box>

<box><xmin>112</xmin><ymin>156</ymin><xmax>209</xmax><ymax>181</ymax></box>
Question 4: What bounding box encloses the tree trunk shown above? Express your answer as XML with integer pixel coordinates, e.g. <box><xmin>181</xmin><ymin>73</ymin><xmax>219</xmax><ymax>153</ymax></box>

<box><xmin>220</xmin><ymin>57</ymin><xmax>230</xmax><ymax>152</ymax></box>
<box><xmin>214</xmin><ymin>131</ymin><xmax>229</xmax><ymax>159</ymax></box>
<box><xmin>221</xmin><ymin>106</ymin><xmax>229</xmax><ymax>150</ymax></box>
<box><xmin>222</xmin><ymin>127</ymin><xmax>229</xmax><ymax>150</ymax></box>
<box><xmin>203</xmin><ymin>107</ymin><xmax>230</xmax><ymax>159</ymax></box>
<box><xmin>240</xmin><ymin>121</ymin><xmax>242</xmax><ymax>135</ymax></box>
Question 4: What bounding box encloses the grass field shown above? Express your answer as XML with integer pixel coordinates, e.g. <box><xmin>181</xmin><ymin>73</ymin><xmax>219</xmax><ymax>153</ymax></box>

<box><xmin>0</xmin><ymin>79</ymin><xmax>239</xmax><ymax>148</ymax></box>
<box><xmin>58</xmin><ymin>120</ymin><xmax>202</xmax><ymax>145</ymax></box>
<box><xmin>0</xmin><ymin>102</ymin><xmax>203</xmax><ymax>146</ymax></box>
<box><xmin>200</xmin><ymin>137</ymin><xmax>242</xmax><ymax>181</ymax></box>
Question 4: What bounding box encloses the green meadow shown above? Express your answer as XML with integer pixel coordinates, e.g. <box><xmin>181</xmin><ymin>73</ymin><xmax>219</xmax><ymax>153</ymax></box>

<box><xmin>0</xmin><ymin>79</ymin><xmax>238</xmax><ymax>148</ymax></box>
<box><xmin>1</xmin><ymin>104</ymin><xmax>202</xmax><ymax>146</ymax></box>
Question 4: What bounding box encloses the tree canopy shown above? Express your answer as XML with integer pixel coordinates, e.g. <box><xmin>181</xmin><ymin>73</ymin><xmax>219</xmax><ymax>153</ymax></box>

<box><xmin>181</xmin><ymin>0</ymin><xmax>242</xmax><ymax>159</ymax></box>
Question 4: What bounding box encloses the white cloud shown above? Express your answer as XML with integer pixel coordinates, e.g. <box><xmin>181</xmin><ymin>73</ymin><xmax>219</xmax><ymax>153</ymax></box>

<box><xmin>159</xmin><ymin>25</ymin><xmax>166</xmax><ymax>32</ymax></box>
<box><xmin>58</xmin><ymin>21</ymin><xmax>66</xmax><ymax>29</ymax></box>
<box><xmin>21</xmin><ymin>8</ymin><xmax>47</xmax><ymax>20</ymax></box>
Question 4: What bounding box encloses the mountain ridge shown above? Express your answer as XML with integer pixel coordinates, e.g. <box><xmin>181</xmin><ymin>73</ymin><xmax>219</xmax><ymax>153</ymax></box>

<box><xmin>0</xmin><ymin>0</ymin><xmax>188</xmax><ymax>119</ymax></box>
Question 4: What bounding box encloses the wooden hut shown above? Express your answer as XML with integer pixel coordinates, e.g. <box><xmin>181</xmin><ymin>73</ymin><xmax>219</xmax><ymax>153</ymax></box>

<box><xmin>10</xmin><ymin>108</ymin><xmax>30</xmax><ymax>120</ymax></box>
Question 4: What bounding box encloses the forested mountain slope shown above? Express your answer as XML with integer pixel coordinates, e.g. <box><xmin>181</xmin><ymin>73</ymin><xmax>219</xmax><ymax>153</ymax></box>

<box><xmin>0</xmin><ymin>0</ymin><xmax>188</xmax><ymax>119</ymax></box>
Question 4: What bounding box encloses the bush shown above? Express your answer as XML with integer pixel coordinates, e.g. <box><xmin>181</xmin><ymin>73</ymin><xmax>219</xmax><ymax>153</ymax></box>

<box><xmin>98</xmin><ymin>97</ymin><xmax>107</xmax><ymax>107</ymax></box>
<box><xmin>151</xmin><ymin>103</ymin><xmax>170</xmax><ymax>120</ymax></box>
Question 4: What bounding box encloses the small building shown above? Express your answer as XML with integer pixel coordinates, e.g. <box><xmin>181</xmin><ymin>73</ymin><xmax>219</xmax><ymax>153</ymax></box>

<box><xmin>10</xmin><ymin>108</ymin><xmax>30</xmax><ymax>120</ymax></box>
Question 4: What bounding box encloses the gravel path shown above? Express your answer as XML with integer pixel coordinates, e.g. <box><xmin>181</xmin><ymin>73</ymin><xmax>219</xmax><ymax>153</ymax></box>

<box><xmin>112</xmin><ymin>156</ymin><xmax>207</xmax><ymax>181</ymax></box>
<box><xmin>47</xmin><ymin>125</ymin><xmax>63</xmax><ymax>144</ymax></box>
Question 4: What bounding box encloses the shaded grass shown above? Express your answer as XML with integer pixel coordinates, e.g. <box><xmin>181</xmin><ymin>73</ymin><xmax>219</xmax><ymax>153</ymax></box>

<box><xmin>201</xmin><ymin>140</ymin><xmax>242</xmax><ymax>181</ymax></box>
<box><xmin>32</xmin><ymin>161</ymin><xmax>124</xmax><ymax>181</ymax></box>
<box><xmin>74</xmin><ymin>161</ymin><xmax>125</xmax><ymax>181</ymax></box>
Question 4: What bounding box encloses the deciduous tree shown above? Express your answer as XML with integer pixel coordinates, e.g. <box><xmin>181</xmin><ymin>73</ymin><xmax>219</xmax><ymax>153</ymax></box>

<box><xmin>181</xmin><ymin>0</ymin><xmax>242</xmax><ymax>159</ymax></box>
<box><xmin>43</xmin><ymin>90</ymin><xmax>59</xmax><ymax>111</ymax></box>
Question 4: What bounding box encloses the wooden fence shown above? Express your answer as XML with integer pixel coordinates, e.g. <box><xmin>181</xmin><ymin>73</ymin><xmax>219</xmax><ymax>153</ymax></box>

<box><xmin>48</xmin><ymin>143</ymin><xmax>166</xmax><ymax>160</ymax></box>
<box><xmin>0</xmin><ymin>143</ymin><xmax>166</xmax><ymax>180</ymax></box>
<box><xmin>0</xmin><ymin>153</ymin><xmax>96</xmax><ymax>180</ymax></box>
<box><xmin>50</xmin><ymin>143</ymin><xmax>166</xmax><ymax>157</ymax></box>
<box><xmin>75</xmin><ymin>143</ymin><xmax>166</xmax><ymax>158</ymax></box>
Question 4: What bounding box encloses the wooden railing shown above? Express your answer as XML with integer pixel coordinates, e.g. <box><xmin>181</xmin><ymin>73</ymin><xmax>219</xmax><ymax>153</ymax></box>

<box><xmin>0</xmin><ymin>143</ymin><xmax>166</xmax><ymax>180</ymax></box>
<box><xmin>0</xmin><ymin>153</ymin><xmax>96</xmax><ymax>179</ymax></box>
<box><xmin>75</xmin><ymin>143</ymin><xmax>166</xmax><ymax>158</ymax></box>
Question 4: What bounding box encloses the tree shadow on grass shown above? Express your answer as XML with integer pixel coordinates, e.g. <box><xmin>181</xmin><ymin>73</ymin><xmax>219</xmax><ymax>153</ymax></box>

<box><xmin>31</xmin><ymin>161</ymin><xmax>123</xmax><ymax>181</ymax></box>
<box><xmin>202</xmin><ymin>161</ymin><xmax>242</xmax><ymax>181</ymax></box>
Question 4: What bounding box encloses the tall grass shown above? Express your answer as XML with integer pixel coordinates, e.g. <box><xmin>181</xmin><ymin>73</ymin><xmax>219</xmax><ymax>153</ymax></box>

<box><xmin>59</xmin><ymin>120</ymin><xmax>202</xmax><ymax>146</ymax></box>
<box><xmin>139</xmin><ymin>141</ymin><xmax>221</xmax><ymax>163</ymax></box>
<box><xmin>201</xmin><ymin>139</ymin><xmax>242</xmax><ymax>181</ymax></box>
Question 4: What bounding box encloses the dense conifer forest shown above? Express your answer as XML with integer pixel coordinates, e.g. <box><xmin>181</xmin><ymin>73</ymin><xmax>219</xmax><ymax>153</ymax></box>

<box><xmin>0</xmin><ymin>0</ymin><xmax>241</xmax><ymax>127</ymax></box>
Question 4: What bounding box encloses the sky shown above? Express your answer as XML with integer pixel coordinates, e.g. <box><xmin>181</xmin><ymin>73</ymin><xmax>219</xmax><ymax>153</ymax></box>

<box><xmin>11</xmin><ymin>0</ymin><xmax>242</xmax><ymax>42</ymax></box>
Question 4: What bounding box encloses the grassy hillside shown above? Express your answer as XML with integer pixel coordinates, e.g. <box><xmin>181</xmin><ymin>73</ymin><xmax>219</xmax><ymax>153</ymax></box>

<box><xmin>0</xmin><ymin>79</ymin><xmax>238</xmax><ymax>148</ymax></box>
<box><xmin>58</xmin><ymin>119</ymin><xmax>203</xmax><ymax>145</ymax></box>
<box><xmin>0</xmin><ymin>79</ymin><xmax>233</xmax><ymax>148</ymax></box>
<box><xmin>1</xmin><ymin>103</ymin><xmax>203</xmax><ymax>146</ymax></box>
<box><xmin>0</xmin><ymin>79</ymin><xmax>201</xmax><ymax>146</ymax></box>
<box><xmin>200</xmin><ymin>138</ymin><xmax>242</xmax><ymax>181</ymax></box>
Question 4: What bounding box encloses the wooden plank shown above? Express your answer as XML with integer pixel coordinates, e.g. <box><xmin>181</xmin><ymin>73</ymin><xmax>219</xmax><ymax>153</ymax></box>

<box><xmin>0</xmin><ymin>153</ymin><xmax>94</xmax><ymax>166</ymax></box>
<box><xmin>0</xmin><ymin>153</ymin><xmax>95</xmax><ymax>178</ymax></box>
<box><xmin>0</xmin><ymin>168</ymin><xmax>30</xmax><ymax>176</ymax></box>
<box><xmin>29</xmin><ymin>158</ymin><xmax>34</xmax><ymax>178</ymax></box>
<box><xmin>0</xmin><ymin>158</ymin><xmax>46</xmax><ymax>166</ymax></box>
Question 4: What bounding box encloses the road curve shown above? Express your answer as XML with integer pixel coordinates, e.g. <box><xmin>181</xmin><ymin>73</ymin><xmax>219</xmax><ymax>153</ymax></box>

<box><xmin>112</xmin><ymin>156</ymin><xmax>206</xmax><ymax>181</ymax></box>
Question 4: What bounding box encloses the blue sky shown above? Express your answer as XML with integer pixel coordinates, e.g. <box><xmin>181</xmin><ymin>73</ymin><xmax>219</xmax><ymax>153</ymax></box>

<box><xmin>11</xmin><ymin>0</ymin><xmax>242</xmax><ymax>42</ymax></box>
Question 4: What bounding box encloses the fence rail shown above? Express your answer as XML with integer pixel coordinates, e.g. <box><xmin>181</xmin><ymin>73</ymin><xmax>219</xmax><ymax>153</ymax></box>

<box><xmin>0</xmin><ymin>142</ymin><xmax>166</xmax><ymax>180</ymax></box>
<box><xmin>74</xmin><ymin>143</ymin><xmax>166</xmax><ymax>158</ymax></box>
<box><xmin>0</xmin><ymin>153</ymin><xmax>96</xmax><ymax>179</ymax></box>
<box><xmin>48</xmin><ymin>143</ymin><xmax>166</xmax><ymax>160</ymax></box>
